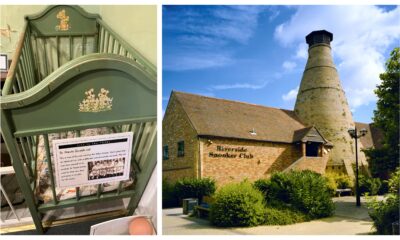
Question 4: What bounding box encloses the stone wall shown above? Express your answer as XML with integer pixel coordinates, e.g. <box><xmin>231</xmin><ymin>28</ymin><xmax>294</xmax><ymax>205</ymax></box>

<box><xmin>162</xmin><ymin>94</ymin><xmax>199</xmax><ymax>182</ymax></box>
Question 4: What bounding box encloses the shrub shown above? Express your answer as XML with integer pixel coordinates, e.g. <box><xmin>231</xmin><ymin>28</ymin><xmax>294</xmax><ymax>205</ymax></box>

<box><xmin>368</xmin><ymin>168</ymin><xmax>400</xmax><ymax>234</ymax></box>
<box><xmin>162</xmin><ymin>178</ymin><xmax>179</xmax><ymax>208</ymax></box>
<box><xmin>266</xmin><ymin>170</ymin><xmax>335</xmax><ymax>219</ymax></box>
<box><xmin>254</xmin><ymin>174</ymin><xmax>300</xmax><ymax>208</ymax></box>
<box><xmin>174</xmin><ymin>177</ymin><xmax>216</xmax><ymax>204</ymax></box>
<box><xmin>210</xmin><ymin>181</ymin><xmax>265</xmax><ymax>227</ymax></box>
<box><xmin>325</xmin><ymin>172</ymin><xmax>354</xmax><ymax>196</ymax></box>
<box><xmin>288</xmin><ymin>171</ymin><xmax>335</xmax><ymax>219</ymax></box>
<box><xmin>253</xmin><ymin>178</ymin><xmax>270</xmax><ymax>195</ymax></box>
<box><xmin>378</xmin><ymin>180</ymin><xmax>389</xmax><ymax>195</ymax></box>
<box><xmin>358</xmin><ymin>175</ymin><xmax>382</xmax><ymax>196</ymax></box>
<box><xmin>264</xmin><ymin>206</ymin><xmax>309</xmax><ymax>225</ymax></box>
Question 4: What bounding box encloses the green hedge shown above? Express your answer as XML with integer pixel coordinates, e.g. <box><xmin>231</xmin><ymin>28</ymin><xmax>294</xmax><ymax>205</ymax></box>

<box><xmin>162</xmin><ymin>177</ymin><xmax>216</xmax><ymax>208</ymax></box>
<box><xmin>359</xmin><ymin>175</ymin><xmax>382</xmax><ymax>196</ymax></box>
<box><xmin>325</xmin><ymin>172</ymin><xmax>353</xmax><ymax>194</ymax></box>
<box><xmin>264</xmin><ymin>206</ymin><xmax>308</xmax><ymax>225</ymax></box>
<box><xmin>210</xmin><ymin>181</ymin><xmax>265</xmax><ymax>227</ymax></box>
<box><xmin>162</xmin><ymin>178</ymin><xmax>179</xmax><ymax>208</ymax></box>
<box><xmin>368</xmin><ymin>168</ymin><xmax>400</xmax><ymax>234</ymax></box>
<box><xmin>254</xmin><ymin>170</ymin><xmax>334</xmax><ymax>219</ymax></box>
<box><xmin>174</xmin><ymin>177</ymin><xmax>216</xmax><ymax>204</ymax></box>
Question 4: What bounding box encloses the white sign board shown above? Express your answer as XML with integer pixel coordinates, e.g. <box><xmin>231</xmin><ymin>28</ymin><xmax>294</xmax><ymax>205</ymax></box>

<box><xmin>52</xmin><ymin>132</ymin><xmax>133</xmax><ymax>188</ymax></box>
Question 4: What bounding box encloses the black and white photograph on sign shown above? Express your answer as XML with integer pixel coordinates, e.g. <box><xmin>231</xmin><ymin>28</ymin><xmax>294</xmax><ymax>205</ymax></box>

<box><xmin>52</xmin><ymin>132</ymin><xmax>133</xmax><ymax>188</ymax></box>
<box><xmin>88</xmin><ymin>158</ymin><xmax>125</xmax><ymax>180</ymax></box>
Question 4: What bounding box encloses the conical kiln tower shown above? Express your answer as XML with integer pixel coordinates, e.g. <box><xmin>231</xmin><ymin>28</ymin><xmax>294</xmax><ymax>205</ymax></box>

<box><xmin>294</xmin><ymin>30</ymin><xmax>367</xmax><ymax>177</ymax></box>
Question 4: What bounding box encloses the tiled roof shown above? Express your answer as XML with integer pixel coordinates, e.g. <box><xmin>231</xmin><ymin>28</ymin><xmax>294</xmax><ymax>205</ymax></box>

<box><xmin>355</xmin><ymin>122</ymin><xmax>384</xmax><ymax>149</ymax></box>
<box><xmin>172</xmin><ymin>91</ymin><xmax>309</xmax><ymax>143</ymax></box>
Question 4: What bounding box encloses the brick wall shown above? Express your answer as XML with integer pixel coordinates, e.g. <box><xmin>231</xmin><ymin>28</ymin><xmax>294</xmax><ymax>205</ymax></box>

<box><xmin>162</xmin><ymin>94</ymin><xmax>199</xmax><ymax>182</ymax></box>
<box><xmin>199</xmin><ymin>137</ymin><xmax>303</xmax><ymax>186</ymax></box>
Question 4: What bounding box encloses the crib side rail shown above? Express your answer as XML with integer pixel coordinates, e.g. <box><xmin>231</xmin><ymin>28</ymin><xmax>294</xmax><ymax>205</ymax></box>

<box><xmin>97</xmin><ymin>19</ymin><xmax>156</xmax><ymax>80</ymax></box>
<box><xmin>2</xmin><ymin>24</ymin><xmax>38</xmax><ymax>96</ymax></box>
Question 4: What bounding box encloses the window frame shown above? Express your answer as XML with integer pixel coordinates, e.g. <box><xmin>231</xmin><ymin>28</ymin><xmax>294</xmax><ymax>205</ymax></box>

<box><xmin>177</xmin><ymin>141</ymin><xmax>184</xmax><ymax>157</ymax></box>
<box><xmin>163</xmin><ymin>145</ymin><xmax>169</xmax><ymax>160</ymax></box>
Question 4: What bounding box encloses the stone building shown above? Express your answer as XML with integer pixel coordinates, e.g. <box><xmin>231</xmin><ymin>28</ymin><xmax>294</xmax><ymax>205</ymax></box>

<box><xmin>162</xmin><ymin>30</ymin><xmax>382</xmax><ymax>185</ymax></box>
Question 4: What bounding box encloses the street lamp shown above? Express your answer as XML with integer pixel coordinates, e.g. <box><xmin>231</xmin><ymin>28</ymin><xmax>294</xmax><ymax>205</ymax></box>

<box><xmin>348</xmin><ymin>127</ymin><xmax>368</xmax><ymax>207</ymax></box>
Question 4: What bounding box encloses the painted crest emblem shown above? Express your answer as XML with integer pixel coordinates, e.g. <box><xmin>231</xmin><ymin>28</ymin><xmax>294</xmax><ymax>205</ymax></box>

<box><xmin>79</xmin><ymin>88</ymin><xmax>113</xmax><ymax>113</ymax></box>
<box><xmin>56</xmin><ymin>9</ymin><xmax>70</xmax><ymax>31</ymax></box>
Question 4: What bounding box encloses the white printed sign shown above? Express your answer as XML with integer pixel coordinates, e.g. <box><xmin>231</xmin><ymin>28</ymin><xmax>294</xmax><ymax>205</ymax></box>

<box><xmin>52</xmin><ymin>132</ymin><xmax>133</xmax><ymax>188</ymax></box>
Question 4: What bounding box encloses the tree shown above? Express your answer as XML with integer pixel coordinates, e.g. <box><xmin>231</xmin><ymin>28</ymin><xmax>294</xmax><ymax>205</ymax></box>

<box><xmin>364</xmin><ymin>48</ymin><xmax>399</xmax><ymax>179</ymax></box>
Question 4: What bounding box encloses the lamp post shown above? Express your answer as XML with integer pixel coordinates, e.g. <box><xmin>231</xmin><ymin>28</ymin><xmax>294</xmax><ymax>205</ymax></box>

<box><xmin>348</xmin><ymin>127</ymin><xmax>368</xmax><ymax>207</ymax></box>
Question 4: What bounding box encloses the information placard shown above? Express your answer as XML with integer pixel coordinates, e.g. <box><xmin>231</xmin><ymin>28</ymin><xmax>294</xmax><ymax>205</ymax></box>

<box><xmin>52</xmin><ymin>132</ymin><xmax>133</xmax><ymax>188</ymax></box>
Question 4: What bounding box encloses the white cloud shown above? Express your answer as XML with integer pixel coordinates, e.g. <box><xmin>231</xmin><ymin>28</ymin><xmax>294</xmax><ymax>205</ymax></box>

<box><xmin>282</xmin><ymin>61</ymin><xmax>297</xmax><ymax>71</ymax></box>
<box><xmin>210</xmin><ymin>81</ymin><xmax>268</xmax><ymax>90</ymax></box>
<box><xmin>295</xmin><ymin>43</ymin><xmax>308</xmax><ymax>59</ymax></box>
<box><xmin>282</xmin><ymin>86</ymin><xmax>299</xmax><ymax>102</ymax></box>
<box><xmin>164</xmin><ymin>6</ymin><xmax>266</xmax><ymax>71</ymax></box>
<box><xmin>274</xmin><ymin>6</ymin><xmax>400</xmax><ymax>110</ymax></box>
<box><xmin>163</xmin><ymin>53</ymin><xmax>234</xmax><ymax>71</ymax></box>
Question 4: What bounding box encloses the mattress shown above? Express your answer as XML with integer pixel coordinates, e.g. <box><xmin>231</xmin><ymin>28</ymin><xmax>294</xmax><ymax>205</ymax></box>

<box><xmin>35</xmin><ymin>128</ymin><xmax>135</xmax><ymax>203</ymax></box>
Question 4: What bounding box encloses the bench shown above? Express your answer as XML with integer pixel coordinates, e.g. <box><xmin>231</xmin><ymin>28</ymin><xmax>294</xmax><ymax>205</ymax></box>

<box><xmin>195</xmin><ymin>205</ymin><xmax>210</xmax><ymax>219</ymax></box>
<box><xmin>336</xmin><ymin>188</ymin><xmax>352</xmax><ymax>197</ymax></box>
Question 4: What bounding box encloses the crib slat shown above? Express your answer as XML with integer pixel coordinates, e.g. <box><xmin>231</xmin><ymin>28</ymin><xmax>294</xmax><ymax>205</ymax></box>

<box><xmin>116</xmin><ymin>42</ymin><xmax>121</xmax><ymax>55</ymax></box>
<box><xmin>76</xmin><ymin>187</ymin><xmax>80</xmax><ymax>201</ymax></box>
<box><xmin>104</xmin><ymin>31</ymin><xmax>109</xmax><ymax>53</ymax></box>
<box><xmin>135</xmin><ymin>123</ymin><xmax>150</xmax><ymax>161</ymax></box>
<box><xmin>32</xmin><ymin>36</ymin><xmax>41</xmax><ymax>81</ymax></box>
<box><xmin>19</xmin><ymin>137</ymin><xmax>34</xmax><ymax>179</ymax></box>
<box><xmin>131</xmin><ymin>123</ymin><xmax>145</xmax><ymax>162</ymax></box>
<box><xmin>138</xmin><ymin>122</ymin><xmax>157</xmax><ymax>168</ymax></box>
<box><xmin>15</xmin><ymin>70</ymin><xmax>25</xmax><ymax>92</ymax></box>
<box><xmin>128</xmin><ymin>124</ymin><xmax>133</xmax><ymax>132</ymax></box>
<box><xmin>22</xmin><ymin>39</ymin><xmax>34</xmax><ymax>88</ymax></box>
<box><xmin>14</xmin><ymin>69</ymin><xmax>23</xmax><ymax>92</ymax></box>
<box><xmin>20</xmin><ymin>53</ymin><xmax>31</xmax><ymax>89</ymax></box>
<box><xmin>111</xmin><ymin>38</ymin><xmax>115</xmax><ymax>54</ymax></box>
<box><xmin>117</xmin><ymin>181</ymin><xmax>123</xmax><ymax>195</ymax></box>
<box><xmin>12</xmin><ymin>85</ymin><xmax>18</xmax><ymax>94</ymax></box>
<box><xmin>93</xmin><ymin>33</ymin><xmax>98</xmax><ymax>53</ymax></box>
<box><xmin>42</xmin><ymin>38</ymin><xmax>49</xmax><ymax>77</ymax></box>
<box><xmin>29</xmin><ymin>135</ymin><xmax>39</xmax><ymax>184</ymax></box>
<box><xmin>82</xmin><ymin>35</ymin><xmax>86</xmax><ymax>55</ymax></box>
<box><xmin>20</xmin><ymin>47</ymin><xmax>32</xmax><ymax>90</ymax></box>
<box><xmin>43</xmin><ymin>134</ymin><xmax>58</xmax><ymax>205</ymax></box>
<box><xmin>24</xmin><ymin>43</ymin><xmax>35</xmax><ymax>88</ymax></box>
<box><xmin>100</xmin><ymin>27</ymin><xmax>105</xmax><ymax>53</ymax></box>
<box><xmin>69</xmin><ymin>36</ymin><xmax>73</xmax><ymax>60</ymax></box>
<box><xmin>107</xmin><ymin>33</ymin><xmax>112</xmax><ymax>53</ymax></box>
<box><xmin>26</xmin><ymin>29</ymin><xmax>38</xmax><ymax>85</ymax></box>
<box><xmin>97</xmin><ymin>184</ymin><xmax>102</xmax><ymax>198</ymax></box>
<box><xmin>20</xmin><ymin>47</ymin><xmax>29</xmax><ymax>88</ymax></box>
<box><xmin>56</xmin><ymin>36</ymin><xmax>60</xmax><ymax>68</ymax></box>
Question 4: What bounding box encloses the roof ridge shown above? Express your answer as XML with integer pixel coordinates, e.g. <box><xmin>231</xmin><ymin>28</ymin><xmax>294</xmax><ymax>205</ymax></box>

<box><xmin>172</xmin><ymin>90</ymin><xmax>294</xmax><ymax>112</ymax></box>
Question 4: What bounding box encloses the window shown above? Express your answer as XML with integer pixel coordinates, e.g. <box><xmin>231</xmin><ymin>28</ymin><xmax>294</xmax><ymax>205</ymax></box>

<box><xmin>306</xmin><ymin>142</ymin><xmax>320</xmax><ymax>157</ymax></box>
<box><xmin>177</xmin><ymin>141</ymin><xmax>184</xmax><ymax>157</ymax></box>
<box><xmin>163</xmin><ymin>145</ymin><xmax>169</xmax><ymax>160</ymax></box>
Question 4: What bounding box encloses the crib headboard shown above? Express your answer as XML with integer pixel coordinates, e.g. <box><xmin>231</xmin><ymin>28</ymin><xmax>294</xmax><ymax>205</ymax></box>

<box><xmin>1</xmin><ymin>54</ymin><xmax>156</xmax><ymax>136</ymax></box>
<box><xmin>27</xmin><ymin>5</ymin><xmax>100</xmax><ymax>37</ymax></box>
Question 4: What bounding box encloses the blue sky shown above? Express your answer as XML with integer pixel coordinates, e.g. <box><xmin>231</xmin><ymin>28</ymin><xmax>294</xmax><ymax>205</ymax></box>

<box><xmin>162</xmin><ymin>5</ymin><xmax>400</xmax><ymax>123</ymax></box>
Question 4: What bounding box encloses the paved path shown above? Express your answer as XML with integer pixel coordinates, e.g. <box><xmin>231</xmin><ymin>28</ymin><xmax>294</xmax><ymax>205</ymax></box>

<box><xmin>162</xmin><ymin>196</ymin><xmax>376</xmax><ymax>235</ymax></box>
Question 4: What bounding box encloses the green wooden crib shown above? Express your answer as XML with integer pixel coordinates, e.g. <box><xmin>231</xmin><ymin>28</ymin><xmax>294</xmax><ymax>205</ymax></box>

<box><xmin>0</xmin><ymin>5</ymin><xmax>156</xmax><ymax>234</ymax></box>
